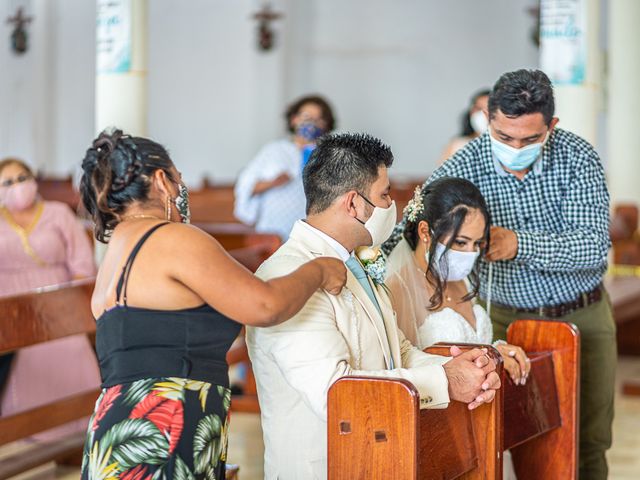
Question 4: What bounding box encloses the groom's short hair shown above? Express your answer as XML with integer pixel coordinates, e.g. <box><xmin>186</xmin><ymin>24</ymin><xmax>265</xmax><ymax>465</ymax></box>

<box><xmin>303</xmin><ymin>133</ymin><xmax>394</xmax><ymax>215</ymax></box>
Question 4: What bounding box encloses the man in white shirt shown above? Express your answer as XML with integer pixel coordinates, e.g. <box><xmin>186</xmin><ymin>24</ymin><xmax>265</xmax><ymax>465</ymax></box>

<box><xmin>246</xmin><ymin>132</ymin><xmax>501</xmax><ymax>480</ymax></box>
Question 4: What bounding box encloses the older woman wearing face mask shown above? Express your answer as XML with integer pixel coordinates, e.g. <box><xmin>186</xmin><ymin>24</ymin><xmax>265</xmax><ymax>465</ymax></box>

<box><xmin>0</xmin><ymin>157</ymin><xmax>100</xmax><ymax>439</ymax></box>
<box><xmin>234</xmin><ymin>94</ymin><xmax>336</xmax><ymax>240</ymax></box>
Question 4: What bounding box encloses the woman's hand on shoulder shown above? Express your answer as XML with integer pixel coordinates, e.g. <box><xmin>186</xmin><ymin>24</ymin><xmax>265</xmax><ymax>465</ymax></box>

<box><xmin>310</xmin><ymin>257</ymin><xmax>347</xmax><ymax>295</ymax></box>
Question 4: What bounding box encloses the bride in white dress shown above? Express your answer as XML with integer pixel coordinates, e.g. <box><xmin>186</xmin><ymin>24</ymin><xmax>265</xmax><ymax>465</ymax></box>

<box><xmin>386</xmin><ymin>177</ymin><xmax>530</xmax><ymax>479</ymax></box>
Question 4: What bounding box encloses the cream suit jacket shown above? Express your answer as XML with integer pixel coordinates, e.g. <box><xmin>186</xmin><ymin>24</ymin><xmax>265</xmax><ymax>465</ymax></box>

<box><xmin>246</xmin><ymin>221</ymin><xmax>450</xmax><ymax>480</ymax></box>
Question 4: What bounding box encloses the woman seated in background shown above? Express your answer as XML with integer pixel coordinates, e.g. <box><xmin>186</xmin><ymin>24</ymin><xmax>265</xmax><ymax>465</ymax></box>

<box><xmin>0</xmin><ymin>157</ymin><xmax>100</xmax><ymax>439</ymax></box>
<box><xmin>439</xmin><ymin>89</ymin><xmax>490</xmax><ymax>164</ymax></box>
<box><xmin>79</xmin><ymin>129</ymin><xmax>345</xmax><ymax>479</ymax></box>
<box><xmin>386</xmin><ymin>177</ymin><xmax>530</xmax><ymax>478</ymax></box>
<box><xmin>234</xmin><ymin>94</ymin><xmax>336</xmax><ymax>240</ymax></box>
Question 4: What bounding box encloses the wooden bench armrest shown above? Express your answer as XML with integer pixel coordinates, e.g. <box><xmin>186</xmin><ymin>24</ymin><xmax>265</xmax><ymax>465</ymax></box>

<box><xmin>0</xmin><ymin>389</ymin><xmax>100</xmax><ymax>446</ymax></box>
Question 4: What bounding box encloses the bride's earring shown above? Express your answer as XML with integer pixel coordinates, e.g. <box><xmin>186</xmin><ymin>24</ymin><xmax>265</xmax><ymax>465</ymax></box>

<box><xmin>422</xmin><ymin>236</ymin><xmax>430</xmax><ymax>266</ymax></box>
<box><xmin>165</xmin><ymin>195</ymin><xmax>171</xmax><ymax>221</ymax></box>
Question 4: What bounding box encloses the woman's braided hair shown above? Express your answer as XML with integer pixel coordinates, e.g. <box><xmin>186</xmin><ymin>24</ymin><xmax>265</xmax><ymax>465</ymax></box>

<box><xmin>80</xmin><ymin>128</ymin><xmax>174</xmax><ymax>242</ymax></box>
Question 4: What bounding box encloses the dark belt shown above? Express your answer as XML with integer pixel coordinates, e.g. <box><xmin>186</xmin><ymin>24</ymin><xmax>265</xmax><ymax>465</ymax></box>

<box><xmin>493</xmin><ymin>285</ymin><xmax>603</xmax><ymax>319</ymax></box>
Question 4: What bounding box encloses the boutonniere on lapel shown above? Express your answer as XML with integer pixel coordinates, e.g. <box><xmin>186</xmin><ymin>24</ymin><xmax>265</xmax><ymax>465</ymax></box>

<box><xmin>355</xmin><ymin>246</ymin><xmax>387</xmax><ymax>287</ymax></box>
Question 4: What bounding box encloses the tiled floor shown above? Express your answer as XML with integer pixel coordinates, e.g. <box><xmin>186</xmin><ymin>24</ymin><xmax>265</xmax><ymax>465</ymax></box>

<box><xmin>3</xmin><ymin>356</ymin><xmax>640</xmax><ymax>479</ymax></box>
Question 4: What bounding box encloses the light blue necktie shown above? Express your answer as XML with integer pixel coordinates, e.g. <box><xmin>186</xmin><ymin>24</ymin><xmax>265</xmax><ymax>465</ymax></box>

<box><xmin>345</xmin><ymin>256</ymin><xmax>382</xmax><ymax>315</ymax></box>
<box><xmin>345</xmin><ymin>255</ymin><xmax>394</xmax><ymax>369</ymax></box>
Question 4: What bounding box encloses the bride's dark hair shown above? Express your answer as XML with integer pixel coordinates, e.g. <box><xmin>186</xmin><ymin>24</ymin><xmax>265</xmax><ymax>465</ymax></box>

<box><xmin>403</xmin><ymin>177</ymin><xmax>491</xmax><ymax>310</ymax></box>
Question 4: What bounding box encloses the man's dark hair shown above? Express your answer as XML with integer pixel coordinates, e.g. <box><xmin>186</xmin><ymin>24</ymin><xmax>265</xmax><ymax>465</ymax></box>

<box><xmin>488</xmin><ymin>69</ymin><xmax>555</xmax><ymax>125</ymax></box>
<box><xmin>285</xmin><ymin>94</ymin><xmax>336</xmax><ymax>133</ymax></box>
<box><xmin>303</xmin><ymin>133</ymin><xmax>393</xmax><ymax>215</ymax></box>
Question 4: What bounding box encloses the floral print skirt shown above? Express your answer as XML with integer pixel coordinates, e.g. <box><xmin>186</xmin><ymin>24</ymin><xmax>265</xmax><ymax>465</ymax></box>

<box><xmin>81</xmin><ymin>377</ymin><xmax>230</xmax><ymax>480</ymax></box>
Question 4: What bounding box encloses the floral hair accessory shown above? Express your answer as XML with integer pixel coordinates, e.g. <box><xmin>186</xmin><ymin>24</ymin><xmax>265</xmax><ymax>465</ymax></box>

<box><xmin>355</xmin><ymin>246</ymin><xmax>386</xmax><ymax>286</ymax></box>
<box><xmin>403</xmin><ymin>185</ymin><xmax>424</xmax><ymax>222</ymax></box>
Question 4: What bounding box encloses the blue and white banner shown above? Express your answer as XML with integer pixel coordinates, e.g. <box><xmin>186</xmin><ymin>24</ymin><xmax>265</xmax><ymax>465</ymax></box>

<box><xmin>96</xmin><ymin>0</ymin><xmax>132</xmax><ymax>74</ymax></box>
<box><xmin>540</xmin><ymin>0</ymin><xmax>587</xmax><ymax>85</ymax></box>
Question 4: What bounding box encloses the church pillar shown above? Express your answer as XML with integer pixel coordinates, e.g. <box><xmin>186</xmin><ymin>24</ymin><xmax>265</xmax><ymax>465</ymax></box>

<box><xmin>607</xmin><ymin>0</ymin><xmax>640</xmax><ymax>205</ymax></box>
<box><xmin>95</xmin><ymin>0</ymin><xmax>147</xmax><ymax>136</ymax></box>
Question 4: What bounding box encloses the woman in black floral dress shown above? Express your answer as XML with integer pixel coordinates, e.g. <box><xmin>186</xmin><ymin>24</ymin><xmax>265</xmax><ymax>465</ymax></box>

<box><xmin>79</xmin><ymin>129</ymin><xmax>346</xmax><ymax>479</ymax></box>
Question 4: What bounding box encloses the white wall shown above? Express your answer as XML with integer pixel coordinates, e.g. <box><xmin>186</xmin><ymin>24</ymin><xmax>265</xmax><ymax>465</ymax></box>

<box><xmin>0</xmin><ymin>0</ymin><xmax>53</xmax><ymax>172</ymax></box>
<box><xmin>147</xmin><ymin>0</ymin><xmax>290</xmax><ymax>186</ymax></box>
<box><xmin>52</xmin><ymin>0</ymin><xmax>96</xmax><ymax>176</ymax></box>
<box><xmin>1</xmin><ymin>0</ymin><xmax>538</xmax><ymax>182</ymax></box>
<box><xmin>285</xmin><ymin>0</ymin><xmax>539</xmax><ymax>177</ymax></box>
<box><xmin>147</xmin><ymin>0</ymin><xmax>539</xmax><ymax>184</ymax></box>
<box><xmin>0</xmin><ymin>0</ymin><xmax>95</xmax><ymax>176</ymax></box>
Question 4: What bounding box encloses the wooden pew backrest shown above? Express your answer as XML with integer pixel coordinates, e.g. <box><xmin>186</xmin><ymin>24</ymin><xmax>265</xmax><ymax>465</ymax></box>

<box><xmin>328</xmin><ymin>377</ymin><xmax>420</xmax><ymax>480</ymax></box>
<box><xmin>0</xmin><ymin>279</ymin><xmax>101</xmax><ymax>477</ymax></box>
<box><xmin>327</xmin><ymin>370</ymin><xmax>481</xmax><ymax>480</ymax></box>
<box><xmin>189</xmin><ymin>185</ymin><xmax>238</xmax><ymax>223</ymax></box>
<box><xmin>507</xmin><ymin>319</ymin><xmax>580</xmax><ymax>480</ymax></box>
<box><xmin>0</xmin><ymin>278</ymin><xmax>96</xmax><ymax>354</ymax></box>
<box><xmin>194</xmin><ymin>222</ymin><xmax>281</xmax><ymax>253</ymax></box>
<box><xmin>503</xmin><ymin>351</ymin><xmax>561</xmax><ymax>450</ymax></box>
<box><xmin>36</xmin><ymin>175</ymin><xmax>80</xmax><ymax>212</ymax></box>
<box><xmin>424</xmin><ymin>344</ymin><xmax>503</xmax><ymax>480</ymax></box>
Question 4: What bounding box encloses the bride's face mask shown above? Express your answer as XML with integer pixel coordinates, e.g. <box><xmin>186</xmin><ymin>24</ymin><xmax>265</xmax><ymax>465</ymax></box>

<box><xmin>423</xmin><ymin>208</ymin><xmax>486</xmax><ymax>282</ymax></box>
<box><xmin>430</xmin><ymin>244</ymin><xmax>479</xmax><ymax>282</ymax></box>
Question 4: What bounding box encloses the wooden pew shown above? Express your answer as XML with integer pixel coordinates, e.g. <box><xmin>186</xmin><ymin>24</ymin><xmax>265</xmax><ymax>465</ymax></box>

<box><xmin>0</xmin><ymin>280</ymin><xmax>242</xmax><ymax>479</ymax></box>
<box><xmin>327</xmin><ymin>319</ymin><xmax>579</xmax><ymax>480</ymax></box>
<box><xmin>0</xmin><ymin>279</ymin><xmax>100</xmax><ymax>478</ymax></box>
<box><xmin>189</xmin><ymin>183</ymin><xmax>238</xmax><ymax>224</ymax></box>
<box><xmin>36</xmin><ymin>174</ymin><xmax>80</xmax><ymax>212</ymax></box>
<box><xmin>195</xmin><ymin>221</ymin><xmax>282</xmax><ymax>252</ymax></box>
<box><xmin>605</xmin><ymin>273</ymin><xmax>640</xmax><ymax>396</ymax></box>
<box><xmin>506</xmin><ymin>319</ymin><xmax>580</xmax><ymax>479</ymax></box>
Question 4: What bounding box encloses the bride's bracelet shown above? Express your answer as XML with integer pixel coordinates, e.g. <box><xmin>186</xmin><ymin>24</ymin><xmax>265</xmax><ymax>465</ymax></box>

<box><xmin>492</xmin><ymin>339</ymin><xmax>507</xmax><ymax>347</ymax></box>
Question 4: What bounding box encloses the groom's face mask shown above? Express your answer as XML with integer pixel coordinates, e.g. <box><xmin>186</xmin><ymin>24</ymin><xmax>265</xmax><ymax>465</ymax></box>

<box><xmin>352</xmin><ymin>169</ymin><xmax>396</xmax><ymax>247</ymax></box>
<box><xmin>354</xmin><ymin>193</ymin><xmax>397</xmax><ymax>247</ymax></box>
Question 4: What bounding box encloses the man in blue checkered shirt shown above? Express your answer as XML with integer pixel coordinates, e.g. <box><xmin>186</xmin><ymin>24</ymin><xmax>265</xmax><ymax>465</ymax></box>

<box><xmin>385</xmin><ymin>69</ymin><xmax>614</xmax><ymax>479</ymax></box>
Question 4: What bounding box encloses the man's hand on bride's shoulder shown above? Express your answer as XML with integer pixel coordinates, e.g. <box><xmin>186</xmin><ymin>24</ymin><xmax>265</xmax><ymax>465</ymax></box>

<box><xmin>443</xmin><ymin>346</ymin><xmax>501</xmax><ymax>410</ymax></box>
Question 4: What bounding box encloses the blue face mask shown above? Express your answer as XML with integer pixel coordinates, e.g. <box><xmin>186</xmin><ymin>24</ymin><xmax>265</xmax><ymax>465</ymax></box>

<box><xmin>295</xmin><ymin>121</ymin><xmax>325</xmax><ymax>142</ymax></box>
<box><xmin>489</xmin><ymin>129</ymin><xmax>549</xmax><ymax>171</ymax></box>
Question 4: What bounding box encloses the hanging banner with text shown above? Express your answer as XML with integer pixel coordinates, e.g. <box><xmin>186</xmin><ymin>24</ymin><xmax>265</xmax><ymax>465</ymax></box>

<box><xmin>540</xmin><ymin>0</ymin><xmax>587</xmax><ymax>85</ymax></box>
<box><xmin>96</xmin><ymin>0</ymin><xmax>132</xmax><ymax>74</ymax></box>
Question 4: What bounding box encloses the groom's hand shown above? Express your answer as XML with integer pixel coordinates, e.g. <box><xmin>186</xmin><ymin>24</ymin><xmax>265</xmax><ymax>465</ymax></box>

<box><xmin>443</xmin><ymin>346</ymin><xmax>501</xmax><ymax>410</ymax></box>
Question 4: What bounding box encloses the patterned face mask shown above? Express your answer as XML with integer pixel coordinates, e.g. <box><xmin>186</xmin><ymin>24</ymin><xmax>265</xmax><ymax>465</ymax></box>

<box><xmin>174</xmin><ymin>183</ymin><xmax>191</xmax><ymax>224</ymax></box>
<box><xmin>295</xmin><ymin>121</ymin><xmax>325</xmax><ymax>142</ymax></box>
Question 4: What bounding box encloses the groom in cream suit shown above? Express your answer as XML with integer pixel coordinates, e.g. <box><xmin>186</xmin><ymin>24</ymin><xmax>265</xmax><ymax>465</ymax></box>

<box><xmin>246</xmin><ymin>133</ymin><xmax>500</xmax><ymax>480</ymax></box>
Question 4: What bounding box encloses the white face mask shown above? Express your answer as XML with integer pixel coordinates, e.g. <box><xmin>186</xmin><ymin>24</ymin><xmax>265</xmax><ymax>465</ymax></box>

<box><xmin>470</xmin><ymin>110</ymin><xmax>488</xmax><ymax>134</ymax></box>
<box><xmin>356</xmin><ymin>193</ymin><xmax>397</xmax><ymax>247</ymax></box>
<box><xmin>430</xmin><ymin>242</ymin><xmax>479</xmax><ymax>282</ymax></box>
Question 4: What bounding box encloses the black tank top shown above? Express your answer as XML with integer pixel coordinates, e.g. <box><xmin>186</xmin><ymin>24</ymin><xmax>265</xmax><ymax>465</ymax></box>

<box><xmin>95</xmin><ymin>222</ymin><xmax>242</xmax><ymax>388</ymax></box>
